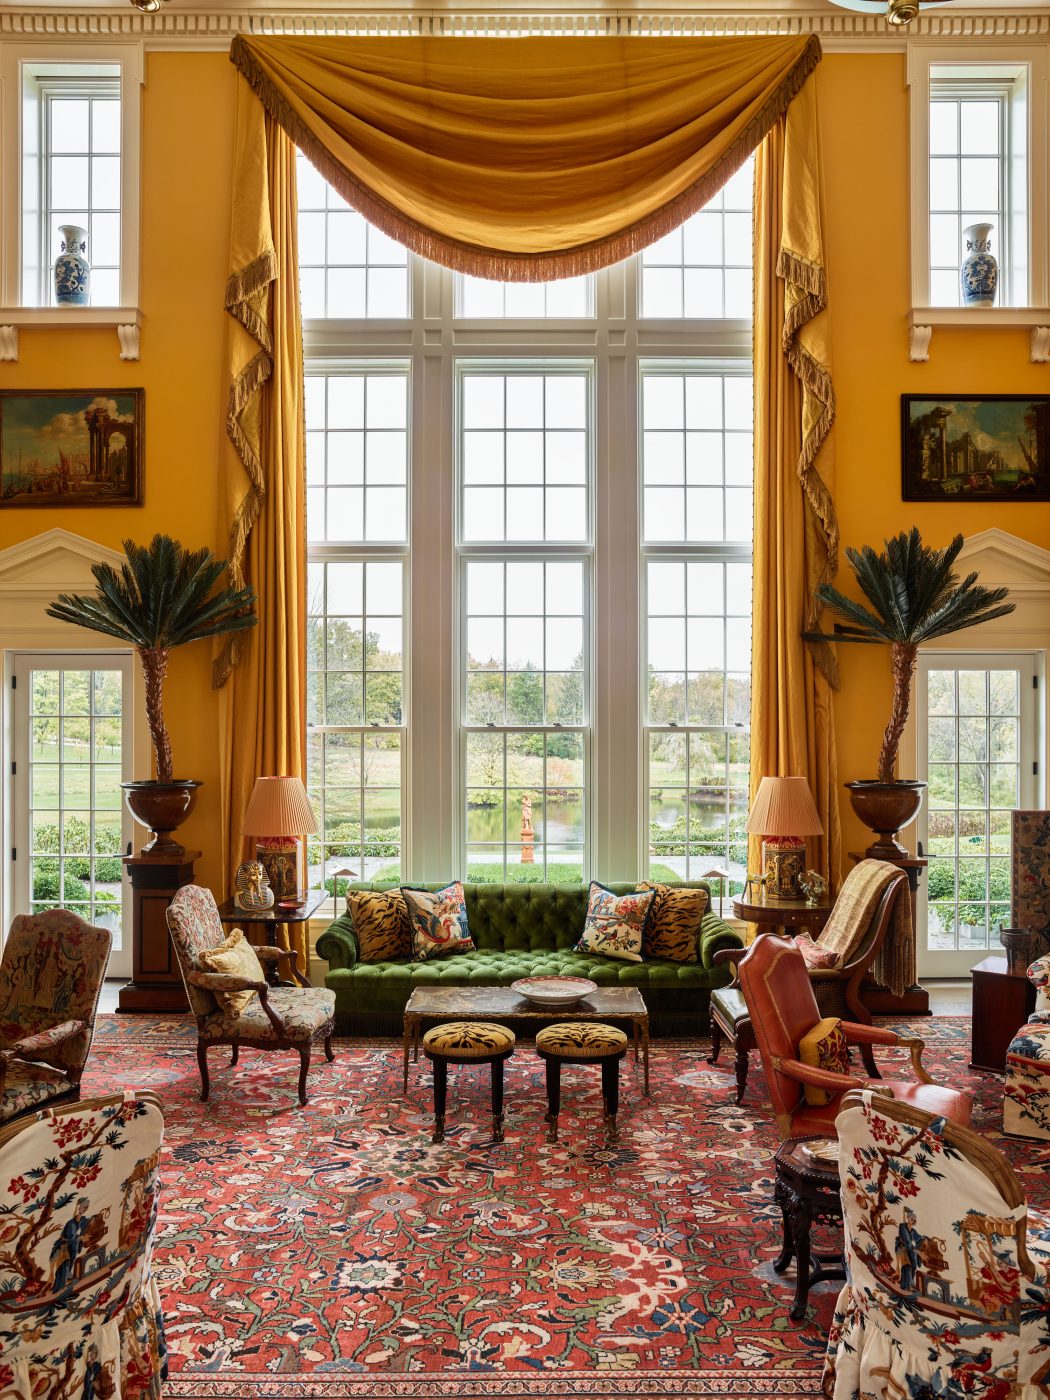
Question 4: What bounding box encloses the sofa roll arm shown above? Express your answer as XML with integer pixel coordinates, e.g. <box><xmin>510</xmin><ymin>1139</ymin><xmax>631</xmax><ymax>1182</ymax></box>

<box><xmin>699</xmin><ymin>911</ymin><xmax>744</xmax><ymax>970</ymax></box>
<box><xmin>316</xmin><ymin>913</ymin><xmax>359</xmax><ymax>971</ymax></box>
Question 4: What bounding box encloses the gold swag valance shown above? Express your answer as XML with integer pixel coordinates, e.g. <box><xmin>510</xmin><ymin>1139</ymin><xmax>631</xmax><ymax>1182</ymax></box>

<box><xmin>229</xmin><ymin>31</ymin><xmax>821</xmax><ymax>280</ymax></box>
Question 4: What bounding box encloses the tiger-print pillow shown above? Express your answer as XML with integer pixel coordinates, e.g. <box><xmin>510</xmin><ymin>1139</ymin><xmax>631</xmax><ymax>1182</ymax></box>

<box><xmin>637</xmin><ymin>882</ymin><xmax>706</xmax><ymax>963</ymax></box>
<box><xmin>347</xmin><ymin>890</ymin><xmax>411</xmax><ymax>963</ymax></box>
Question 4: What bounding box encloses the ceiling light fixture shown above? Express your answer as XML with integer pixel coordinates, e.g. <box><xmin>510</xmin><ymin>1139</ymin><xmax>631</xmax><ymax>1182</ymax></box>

<box><xmin>826</xmin><ymin>0</ymin><xmax>954</xmax><ymax>25</ymax></box>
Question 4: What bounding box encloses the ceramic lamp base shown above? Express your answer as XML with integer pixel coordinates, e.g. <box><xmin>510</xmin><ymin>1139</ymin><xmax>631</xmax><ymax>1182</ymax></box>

<box><xmin>762</xmin><ymin>837</ymin><xmax>806</xmax><ymax>899</ymax></box>
<box><xmin>255</xmin><ymin>837</ymin><xmax>304</xmax><ymax>906</ymax></box>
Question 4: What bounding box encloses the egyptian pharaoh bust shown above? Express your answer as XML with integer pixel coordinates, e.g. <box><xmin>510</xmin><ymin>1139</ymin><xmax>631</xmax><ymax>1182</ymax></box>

<box><xmin>234</xmin><ymin>860</ymin><xmax>274</xmax><ymax>912</ymax></box>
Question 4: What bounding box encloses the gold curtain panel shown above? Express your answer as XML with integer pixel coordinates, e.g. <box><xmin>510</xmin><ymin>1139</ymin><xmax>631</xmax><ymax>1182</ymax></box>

<box><xmin>230</xmin><ymin>32</ymin><xmax>821</xmax><ymax>279</ymax></box>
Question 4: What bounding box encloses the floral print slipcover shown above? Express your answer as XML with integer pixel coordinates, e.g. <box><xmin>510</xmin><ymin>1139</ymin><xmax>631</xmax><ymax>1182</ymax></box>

<box><xmin>823</xmin><ymin>1089</ymin><xmax>1050</xmax><ymax>1399</ymax></box>
<box><xmin>0</xmin><ymin>1092</ymin><xmax>168</xmax><ymax>1399</ymax></box>
<box><xmin>1005</xmin><ymin>1021</ymin><xmax>1050</xmax><ymax>1142</ymax></box>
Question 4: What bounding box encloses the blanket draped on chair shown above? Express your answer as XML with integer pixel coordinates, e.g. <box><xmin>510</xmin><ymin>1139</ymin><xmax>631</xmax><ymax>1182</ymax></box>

<box><xmin>817</xmin><ymin>858</ymin><xmax>914</xmax><ymax>998</ymax></box>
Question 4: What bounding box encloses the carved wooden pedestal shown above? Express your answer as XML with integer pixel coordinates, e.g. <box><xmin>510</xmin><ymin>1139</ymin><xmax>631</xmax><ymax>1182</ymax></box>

<box><xmin>116</xmin><ymin>850</ymin><xmax>200</xmax><ymax>1014</ymax></box>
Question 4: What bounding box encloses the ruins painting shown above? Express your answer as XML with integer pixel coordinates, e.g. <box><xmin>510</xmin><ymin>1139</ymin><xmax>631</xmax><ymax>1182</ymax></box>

<box><xmin>0</xmin><ymin>389</ymin><xmax>143</xmax><ymax>507</ymax></box>
<box><xmin>902</xmin><ymin>395</ymin><xmax>1050</xmax><ymax>502</ymax></box>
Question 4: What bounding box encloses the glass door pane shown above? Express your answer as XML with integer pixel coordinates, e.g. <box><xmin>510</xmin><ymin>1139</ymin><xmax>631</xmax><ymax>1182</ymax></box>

<box><xmin>917</xmin><ymin>652</ymin><xmax>1038</xmax><ymax>976</ymax></box>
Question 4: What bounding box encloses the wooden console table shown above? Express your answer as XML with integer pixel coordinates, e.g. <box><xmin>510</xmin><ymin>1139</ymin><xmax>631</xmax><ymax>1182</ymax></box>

<box><xmin>971</xmin><ymin>955</ymin><xmax>1035</xmax><ymax>1072</ymax></box>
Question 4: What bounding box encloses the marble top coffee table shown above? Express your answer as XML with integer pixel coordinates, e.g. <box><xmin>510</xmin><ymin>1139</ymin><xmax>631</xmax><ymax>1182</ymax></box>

<box><xmin>402</xmin><ymin>984</ymin><xmax>650</xmax><ymax>1095</ymax></box>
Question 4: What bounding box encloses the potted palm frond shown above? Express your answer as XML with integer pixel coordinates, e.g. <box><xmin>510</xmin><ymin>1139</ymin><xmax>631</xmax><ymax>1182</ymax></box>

<box><xmin>47</xmin><ymin>534</ymin><xmax>256</xmax><ymax>856</ymax></box>
<box><xmin>809</xmin><ymin>529</ymin><xmax>1014</xmax><ymax>856</ymax></box>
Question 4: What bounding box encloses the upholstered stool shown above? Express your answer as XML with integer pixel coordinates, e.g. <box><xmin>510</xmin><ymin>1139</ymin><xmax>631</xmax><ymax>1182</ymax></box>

<box><xmin>535</xmin><ymin>1022</ymin><xmax>628</xmax><ymax>1144</ymax></box>
<box><xmin>422</xmin><ymin>1021</ymin><xmax>516</xmax><ymax>1144</ymax></box>
<box><xmin>708</xmin><ymin>985</ymin><xmax>756</xmax><ymax>1104</ymax></box>
<box><xmin>1004</xmin><ymin>1020</ymin><xmax>1050</xmax><ymax>1141</ymax></box>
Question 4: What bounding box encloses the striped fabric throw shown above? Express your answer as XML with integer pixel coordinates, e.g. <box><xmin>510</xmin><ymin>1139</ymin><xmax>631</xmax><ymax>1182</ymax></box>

<box><xmin>815</xmin><ymin>859</ymin><xmax>914</xmax><ymax>998</ymax></box>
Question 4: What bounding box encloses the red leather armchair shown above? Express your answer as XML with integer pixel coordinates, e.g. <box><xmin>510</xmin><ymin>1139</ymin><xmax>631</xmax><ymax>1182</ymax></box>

<box><xmin>737</xmin><ymin>934</ymin><xmax>971</xmax><ymax>1139</ymax></box>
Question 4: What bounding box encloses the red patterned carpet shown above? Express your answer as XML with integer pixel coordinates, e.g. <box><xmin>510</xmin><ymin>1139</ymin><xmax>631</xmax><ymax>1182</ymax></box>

<box><xmin>79</xmin><ymin>1016</ymin><xmax>1048</xmax><ymax>1400</ymax></box>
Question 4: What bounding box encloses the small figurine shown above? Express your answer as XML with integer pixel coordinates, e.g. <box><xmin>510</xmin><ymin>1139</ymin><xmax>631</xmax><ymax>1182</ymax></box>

<box><xmin>234</xmin><ymin>860</ymin><xmax>274</xmax><ymax>912</ymax></box>
<box><xmin>797</xmin><ymin>869</ymin><xmax>828</xmax><ymax>908</ymax></box>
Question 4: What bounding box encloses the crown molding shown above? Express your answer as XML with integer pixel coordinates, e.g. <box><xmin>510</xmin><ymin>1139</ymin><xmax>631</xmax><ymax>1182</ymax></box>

<box><xmin>1</xmin><ymin>6</ymin><xmax>1049</xmax><ymax>51</ymax></box>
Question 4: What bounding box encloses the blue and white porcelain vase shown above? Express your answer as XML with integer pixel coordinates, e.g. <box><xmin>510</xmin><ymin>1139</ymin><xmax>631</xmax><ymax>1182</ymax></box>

<box><xmin>54</xmin><ymin>224</ymin><xmax>90</xmax><ymax>306</ymax></box>
<box><xmin>960</xmin><ymin>222</ymin><xmax>998</xmax><ymax>308</ymax></box>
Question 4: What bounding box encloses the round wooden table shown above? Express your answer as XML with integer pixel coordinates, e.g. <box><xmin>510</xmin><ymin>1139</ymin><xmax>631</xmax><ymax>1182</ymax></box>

<box><xmin>773</xmin><ymin>1137</ymin><xmax>846</xmax><ymax>1321</ymax></box>
<box><xmin>731</xmin><ymin>892</ymin><xmax>834</xmax><ymax>936</ymax></box>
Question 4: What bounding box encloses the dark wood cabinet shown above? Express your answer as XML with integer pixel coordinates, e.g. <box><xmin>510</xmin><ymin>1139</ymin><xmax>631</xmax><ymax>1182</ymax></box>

<box><xmin>116</xmin><ymin>851</ymin><xmax>199</xmax><ymax>1013</ymax></box>
<box><xmin>970</xmin><ymin>955</ymin><xmax>1035</xmax><ymax>1073</ymax></box>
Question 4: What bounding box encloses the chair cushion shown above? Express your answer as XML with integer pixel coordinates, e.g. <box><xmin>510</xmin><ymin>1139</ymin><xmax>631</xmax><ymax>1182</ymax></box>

<box><xmin>798</xmin><ymin>1016</ymin><xmax>850</xmax><ymax>1106</ymax></box>
<box><xmin>574</xmin><ymin>883</ymin><xmax>656</xmax><ymax>964</ymax></box>
<box><xmin>197</xmin><ymin>929</ymin><xmax>265</xmax><ymax>1016</ymax></box>
<box><xmin>423</xmin><ymin>1021</ymin><xmax>515</xmax><ymax>1059</ymax></box>
<box><xmin>201</xmin><ymin>986</ymin><xmax>335</xmax><ymax>1043</ymax></box>
<box><xmin>710</xmin><ymin>985</ymin><xmax>749</xmax><ymax>1029</ymax></box>
<box><xmin>792</xmin><ymin>934</ymin><xmax>842</xmax><ymax>970</ymax></box>
<box><xmin>535</xmin><ymin>1022</ymin><xmax>628</xmax><ymax>1058</ymax></box>
<box><xmin>349</xmin><ymin>889</ymin><xmax>411</xmax><ymax>963</ymax></box>
<box><xmin>637</xmin><ymin>882</ymin><xmax>703</xmax><ymax>963</ymax></box>
<box><xmin>0</xmin><ymin>1062</ymin><xmax>75</xmax><ymax>1122</ymax></box>
<box><xmin>790</xmin><ymin>1080</ymin><xmax>972</xmax><ymax>1137</ymax></box>
<box><xmin>402</xmin><ymin>882</ymin><xmax>475</xmax><ymax>963</ymax></box>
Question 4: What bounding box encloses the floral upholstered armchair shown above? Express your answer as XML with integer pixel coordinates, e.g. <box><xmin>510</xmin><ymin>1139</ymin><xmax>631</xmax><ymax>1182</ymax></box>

<box><xmin>824</xmin><ymin>1088</ymin><xmax>1050</xmax><ymax>1398</ymax></box>
<box><xmin>0</xmin><ymin>1091</ymin><xmax>167</xmax><ymax>1399</ymax></box>
<box><xmin>166</xmin><ymin>884</ymin><xmax>336</xmax><ymax>1106</ymax></box>
<box><xmin>1002</xmin><ymin>953</ymin><xmax>1050</xmax><ymax>1141</ymax></box>
<box><xmin>0</xmin><ymin>909</ymin><xmax>112</xmax><ymax>1123</ymax></box>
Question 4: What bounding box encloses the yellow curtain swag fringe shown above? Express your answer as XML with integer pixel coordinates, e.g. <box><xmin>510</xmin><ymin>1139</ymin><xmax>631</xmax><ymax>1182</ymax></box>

<box><xmin>228</xmin><ymin>32</ymin><xmax>822</xmax><ymax>281</ymax></box>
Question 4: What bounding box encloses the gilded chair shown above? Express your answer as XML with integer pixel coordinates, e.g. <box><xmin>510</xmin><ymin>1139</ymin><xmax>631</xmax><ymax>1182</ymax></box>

<box><xmin>0</xmin><ymin>1091</ymin><xmax>168</xmax><ymax>1400</ymax></box>
<box><xmin>710</xmin><ymin>863</ymin><xmax>909</xmax><ymax>1101</ymax></box>
<box><xmin>0</xmin><ymin>908</ymin><xmax>112</xmax><ymax>1123</ymax></box>
<box><xmin>736</xmin><ymin>934</ymin><xmax>971</xmax><ymax>1140</ymax></box>
<box><xmin>166</xmin><ymin>884</ymin><xmax>336</xmax><ymax>1105</ymax></box>
<box><xmin>824</xmin><ymin>1089</ymin><xmax>1050</xmax><ymax>1399</ymax></box>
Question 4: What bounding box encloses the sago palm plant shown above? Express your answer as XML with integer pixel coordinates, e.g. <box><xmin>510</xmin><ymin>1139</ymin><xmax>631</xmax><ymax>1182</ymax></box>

<box><xmin>47</xmin><ymin>534</ymin><xmax>256</xmax><ymax>783</ymax></box>
<box><xmin>811</xmin><ymin>529</ymin><xmax>1014</xmax><ymax>782</ymax></box>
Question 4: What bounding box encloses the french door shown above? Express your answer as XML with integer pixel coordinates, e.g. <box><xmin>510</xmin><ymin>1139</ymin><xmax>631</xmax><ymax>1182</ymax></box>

<box><xmin>11</xmin><ymin>652</ymin><xmax>134</xmax><ymax>977</ymax></box>
<box><xmin>916</xmin><ymin>651</ymin><xmax>1040</xmax><ymax>977</ymax></box>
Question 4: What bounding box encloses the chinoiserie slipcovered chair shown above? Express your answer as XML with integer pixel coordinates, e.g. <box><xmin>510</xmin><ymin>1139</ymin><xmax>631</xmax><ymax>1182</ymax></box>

<box><xmin>166</xmin><ymin>884</ymin><xmax>335</xmax><ymax>1105</ymax></box>
<box><xmin>1003</xmin><ymin>953</ymin><xmax>1050</xmax><ymax>1140</ymax></box>
<box><xmin>824</xmin><ymin>1089</ymin><xmax>1050</xmax><ymax>1399</ymax></box>
<box><xmin>736</xmin><ymin>934</ymin><xmax>972</xmax><ymax>1140</ymax></box>
<box><xmin>0</xmin><ymin>1091</ymin><xmax>168</xmax><ymax>1399</ymax></box>
<box><xmin>0</xmin><ymin>908</ymin><xmax>112</xmax><ymax>1123</ymax></box>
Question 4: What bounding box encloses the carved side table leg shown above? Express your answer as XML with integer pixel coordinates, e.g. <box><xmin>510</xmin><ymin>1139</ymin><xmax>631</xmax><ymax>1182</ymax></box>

<box><xmin>642</xmin><ymin>1017</ymin><xmax>651</xmax><ymax>1097</ymax></box>
<box><xmin>772</xmin><ymin>1178</ymin><xmax>795</xmax><ymax>1275</ymax></box>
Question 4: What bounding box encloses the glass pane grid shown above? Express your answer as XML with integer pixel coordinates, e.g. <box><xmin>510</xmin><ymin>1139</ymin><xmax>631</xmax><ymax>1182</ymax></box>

<box><xmin>926</xmin><ymin>666</ymin><xmax>1019</xmax><ymax>953</ymax></box>
<box><xmin>641</xmin><ymin>370</ymin><xmax>754</xmax><ymax>545</ymax></box>
<box><xmin>928</xmin><ymin>95</ymin><xmax>1003</xmax><ymax>308</ymax></box>
<box><xmin>647</xmin><ymin>729</ymin><xmax>748</xmax><ymax>884</ymax></box>
<box><xmin>306</xmin><ymin>372</ymin><xmax>409</xmax><ymax>544</ymax></box>
<box><xmin>645</xmin><ymin>559</ymin><xmax>751</xmax><ymax>728</ymax></box>
<box><xmin>456</xmin><ymin>273</ymin><xmax>594</xmax><ymax>318</ymax></box>
<box><xmin>307</xmin><ymin>559</ymin><xmax>405</xmax><ymax>728</ymax></box>
<box><xmin>297</xmin><ymin>152</ymin><xmax>409</xmax><ymax>318</ymax></box>
<box><xmin>640</xmin><ymin>156</ymin><xmax>753</xmax><ymax>318</ymax></box>
<box><xmin>307</xmin><ymin>731</ymin><xmax>403</xmax><ymax>889</ymax></box>
<box><xmin>46</xmin><ymin>92</ymin><xmax>121</xmax><ymax>306</ymax></box>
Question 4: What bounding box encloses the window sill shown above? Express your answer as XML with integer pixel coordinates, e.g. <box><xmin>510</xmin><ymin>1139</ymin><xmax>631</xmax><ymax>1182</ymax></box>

<box><xmin>908</xmin><ymin>306</ymin><xmax>1050</xmax><ymax>363</ymax></box>
<box><xmin>0</xmin><ymin>306</ymin><xmax>142</xmax><ymax>362</ymax></box>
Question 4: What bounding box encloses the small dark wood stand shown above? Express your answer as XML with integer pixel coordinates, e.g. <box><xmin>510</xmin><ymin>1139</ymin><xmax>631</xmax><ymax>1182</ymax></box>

<box><xmin>731</xmin><ymin>891</ymin><xmax>834</xmax><ymax>938</ymax></box>
<box><xmin>848</xmin><ymin>851</ymin><xmax>930</xmax><ymax>1016</ymax></box>
<box><xmin>116</xmin><ymin>850</ymin><xmax>200</xmax><ymax>1014</ymax></box>
<box><xmin>971</xmin><ymin>954</ymin><xmax>1036</xmax><ymax>1072</ymax></box>
<box><xmin>773</xmin><ymin>1137</ymin><xmax>846</xmax><ymax>1322</ymax></box>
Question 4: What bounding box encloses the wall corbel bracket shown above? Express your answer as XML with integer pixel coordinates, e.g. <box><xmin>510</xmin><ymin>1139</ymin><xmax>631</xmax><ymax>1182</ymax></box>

<box><xmin>909</xmin><ymin>324</ymin><xmax>932</xmax><ymax>362</ymax></box>
<box><xmin>118</xmin><ymin>323</ymin><xmax>140</xmax><ymax>361</ymax></box>
<box><xmin>1031</xmin><ymin>327</ymin><xmax>1050</xmax><ymax>363</ymax></box>
<box><xmin>0</xmin><ymin>326</ymin><xmax>17</xmax><ymax>362</ymax></box>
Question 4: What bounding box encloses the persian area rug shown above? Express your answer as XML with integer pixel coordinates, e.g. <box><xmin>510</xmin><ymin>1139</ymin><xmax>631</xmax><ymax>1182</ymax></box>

<box><xmin>80</xmin><ymin>1016</ymin><xmax>1047</xmax><ymax>1400</ymax></box>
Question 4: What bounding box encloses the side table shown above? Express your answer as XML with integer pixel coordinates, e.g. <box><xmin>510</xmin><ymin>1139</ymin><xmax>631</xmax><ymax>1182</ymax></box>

<box><xmin>731</xmin><ymin>892</ymin><xmax>833</xmax><ymax>939</ymax></box>
<box><xmin>971</xmin><ymin>954</ymin><xmax>1036</xmax><ymax>1072</ymax></box>
<box><xmin>773</xmin><ymin>1137</ymin><xmax>846</xmax><ymax>1322</ymax></box>
<box><xmin>217</xmin><ymin>889</ymin><xmax>327</xmax><ymax>984</ymax></box>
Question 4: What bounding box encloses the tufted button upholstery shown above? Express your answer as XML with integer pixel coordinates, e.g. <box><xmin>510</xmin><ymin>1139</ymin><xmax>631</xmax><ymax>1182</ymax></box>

<box><xmin>423</xmin><ymin>1021</ymin><xmax>516</xmax><ymax>1059</ymax></box>
<box><xmin>536</xmin><ymin>1022</ymin><xmax>628</xmax><ymax>1058</ymax></box>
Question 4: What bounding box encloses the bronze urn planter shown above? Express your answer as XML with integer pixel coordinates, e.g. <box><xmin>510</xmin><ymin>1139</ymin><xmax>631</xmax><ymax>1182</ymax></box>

<box><xmin>122</xmin><ymin>779</ymin><xmax>203</xmax><ymax>858</ymax></box>
<box><xmin>845</xmin><ymin>779</ymin><xmax>926</xmax><ymax>859</ymax></box>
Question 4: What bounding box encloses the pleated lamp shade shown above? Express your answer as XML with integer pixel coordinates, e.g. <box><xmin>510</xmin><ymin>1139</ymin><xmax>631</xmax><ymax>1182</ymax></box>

<box><xmin>745</xmin><ymin>776</ymin><xmax>824</xmax><ymax>837</ymax></box>
<box><xmin>242</xmin><ymin>776</ymin><xmax>318</xmax><ymax>837</ymax></box>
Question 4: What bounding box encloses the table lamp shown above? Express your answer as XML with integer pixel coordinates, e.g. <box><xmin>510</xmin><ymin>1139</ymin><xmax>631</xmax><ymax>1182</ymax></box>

<box><xmin>242</xmin><ymin>775</ymin><xmax>318</xmax><ymax>909</ymax></box>
<box><xmin>745</xmin><ymin>776</ymin><xmax>823</xmax><ymax>900</ymax></box>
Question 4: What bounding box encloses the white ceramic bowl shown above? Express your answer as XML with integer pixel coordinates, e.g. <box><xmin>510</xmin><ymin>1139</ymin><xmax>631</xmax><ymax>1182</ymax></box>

<box><xmin>510</xmin><ymin>975</ymin><xmax>598</xmax><ymax>1008</ymax></box>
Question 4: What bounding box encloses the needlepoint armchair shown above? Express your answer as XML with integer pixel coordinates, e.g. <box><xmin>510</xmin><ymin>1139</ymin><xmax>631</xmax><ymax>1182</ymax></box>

<box><xmin>736</xmin><ymin>934</ymin><xmax>971</xmax><ymax>1140</ymax></box>
<box><xmin>166</xmin><ymin>884</ymin><xmax>336</xmax><ymax>1106</ymax></box>
<box><xmin>0</xmin><ymin>908</ymin><xmax>112</xmax><ymax>1123</ymax></box>
<box><xmin>824</xmin><ymin>1089</ymin><xmax>1050</xmax><ymax>1399</ymax></box>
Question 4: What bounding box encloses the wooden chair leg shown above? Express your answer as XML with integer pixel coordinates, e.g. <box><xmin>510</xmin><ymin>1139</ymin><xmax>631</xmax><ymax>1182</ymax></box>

<box><xmin>197</xmin><ymin>1042</ymin><xmax>210</xmax><ymax>1102</ymax></box>
<box><xmin>859</xmin><ymin>1041</ymin><xmax>880</xmax><ymax>1079</ymax></box>
<box><xmin>324</xmin><ymin>1032</ymin><xmax>335</xmax><ymax>1063</ymax></box>
<box><xmin>708</xmin><ymin>1017</ymin><xmax>723</xmax><ymax>1065</ymax></box>
<box><xmin>230</xmin><ymin>1044</ymin><xmax>239</xmax><ymax>1067</ymax></box>
<box><xmin>734</xmin><ymin>1043</ymin><xmax>750</xmax><ymax>1104</ymax></box>
<box><xmin>297</xmin><ymin>1044</ymin><xmax>311</xmax><ymax>1106</ymax></box>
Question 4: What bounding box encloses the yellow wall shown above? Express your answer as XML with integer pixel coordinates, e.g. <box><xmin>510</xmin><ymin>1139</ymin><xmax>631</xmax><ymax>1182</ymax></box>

<box><xmin>2</xmin><ymin>47</ymin><xmax>1048</xmax><ymax>882</ymax></box>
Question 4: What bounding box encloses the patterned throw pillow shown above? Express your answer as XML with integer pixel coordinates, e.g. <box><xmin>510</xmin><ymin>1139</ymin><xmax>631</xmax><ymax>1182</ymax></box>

<box><xmin>636</xmin><ymin>882</ymin><xmax>704</xmax><ymax>963</ymax></box>
<box><xmin>197</xmin><ymin>928</ymin><xmax>265</xmax><ymax>1015</ymax></box>
<box><xmin>347</xmin><ymin>890</ymin><xmax>411</xmax><ymax>963</ymax></box>
<box><xmin>401</xmin><ymin>882</ymin><xmax>475</xmax><ymax>963</ymax></box>
<box><xmin>798</xmin><ymin>1015</ymin><xmax>851</xmax><ymax>1106</ymax></box>
<box><xmin>574</xmin><ymin>883</ymin><xmax>656</xmax><ymax>964</ymax></box>
<box><xmin>792</xmin><ymin>934</ymin><xmax>842</xmax><ymax>970</ymax></box>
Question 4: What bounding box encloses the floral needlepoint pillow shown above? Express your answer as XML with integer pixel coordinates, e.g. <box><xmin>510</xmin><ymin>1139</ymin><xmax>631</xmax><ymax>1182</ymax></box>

<box><xmin>798</xmin><ymin>1015</ymin><xmax>851</xmax><ymax>1106</ymax></box>
<box><xmin>574</xmin><ymin>882</ymin><xmax>656</xmax><ymax>964</ymax></box>
<box><xmin>401</xmin><ymin>882</ymin><xmax>475</xmax><ymax>963</ymax></box>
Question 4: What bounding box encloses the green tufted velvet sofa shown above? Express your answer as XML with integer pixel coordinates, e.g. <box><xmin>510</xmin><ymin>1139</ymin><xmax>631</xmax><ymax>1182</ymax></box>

<box><xmin>316</xmin><ymin>881</ymin><xmax>743</xmax><ymax>1036</ymax></box>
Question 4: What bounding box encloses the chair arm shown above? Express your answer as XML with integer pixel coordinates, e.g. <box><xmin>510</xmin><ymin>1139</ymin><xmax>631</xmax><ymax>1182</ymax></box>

<box><xmin>699</xmin><ymin>912</ymin><xmax>744</xmax><ymax>970</ymax></box>
<box><xmin>187</xmin><ymin>969</ymin><xmax>268</xmax><ymax>994</ymax></box>
<box><xmin>4</xmin><ymin>1019</ymin><xmax>86</xmax><ymax>1059</ymax></box>
<box><xmin>710</xmin><ymin>947</ymin><xmax>740</xmax><ymax>967</ymax></box>
<box><xmin>840</xmin><ymin>1024</ymin><xmax>934</xmax><ymax>1084</ymax></box>
<box><xmin>254</xmin><ymin>945</ymin><xmax>311</xmax><ymax>987</ymax></box>
<box><xmin>315</xmin><ymin>914</ymin><xmax>359</xmax><ymax>971</ymax></box>
<box><xmin>774</xmin><ymin>1056</ymin><xmax>873</xmax><ymax>1096</ymax></box>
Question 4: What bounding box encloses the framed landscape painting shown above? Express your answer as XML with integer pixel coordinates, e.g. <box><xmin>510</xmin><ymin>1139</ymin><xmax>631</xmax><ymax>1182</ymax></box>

<box><xmin>901</xmin><ymin>394</ymin><xmax>1050</xmax><ymax>502</ymax></box>
<box><xmin>0</xmin><ymin>389</ymin><xmax>144</xmax><ymax>507</ymax></box>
